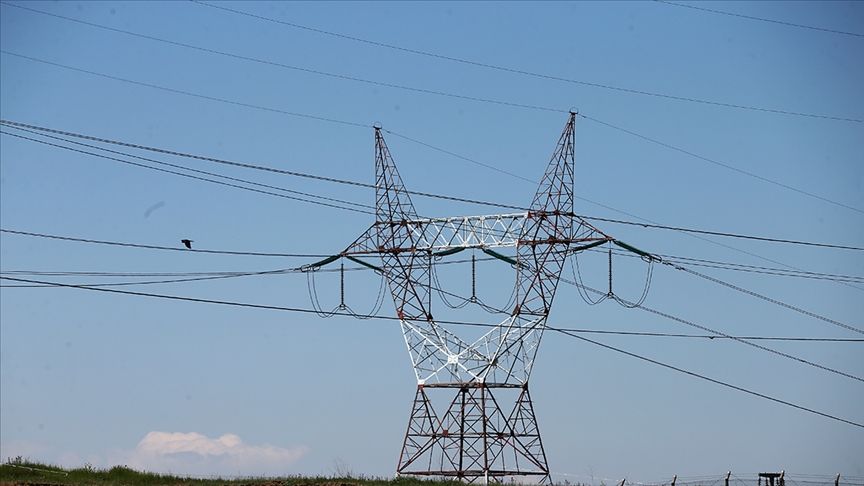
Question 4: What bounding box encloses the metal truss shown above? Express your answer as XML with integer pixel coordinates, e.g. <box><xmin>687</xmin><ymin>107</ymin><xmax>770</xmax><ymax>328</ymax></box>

<box><xmin>331</xmin><ymin>112</ymin><xmax>607</xmax><ymax>481</ymax></box>
<box><xmin>397</xmin><ymin>383</ymin><xmax>548</xmax><ymax>481</ymax></box>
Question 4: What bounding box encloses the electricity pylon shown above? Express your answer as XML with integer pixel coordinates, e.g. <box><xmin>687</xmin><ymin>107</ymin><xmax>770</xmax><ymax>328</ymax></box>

<box><xmin>317</xmin><ymin>112</ymin><xmax>610</xmax><ymax>482</ymax></box>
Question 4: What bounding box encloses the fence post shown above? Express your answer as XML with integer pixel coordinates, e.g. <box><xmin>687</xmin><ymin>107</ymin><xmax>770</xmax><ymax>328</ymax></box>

<box><xmin>671</xmin><ymin>475</ymin><xmax>677</xmax><ymax>486</ymax></box>
<box><xmin>726</xmin><ymin>471</ymin><xmax>731</xmax><ymax>486</ymax></box>
<box><xmin>835</xmin><ymin>474</ymin><xmax>840</xmax><ymax>486</ymax></box>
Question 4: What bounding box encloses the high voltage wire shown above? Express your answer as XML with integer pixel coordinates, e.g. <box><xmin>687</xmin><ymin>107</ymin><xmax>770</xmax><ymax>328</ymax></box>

<box><xmin>555</xmin><ymin>329</ymin><xmax>863</xmax><ymax>429</ymax></box>
<box><xmin>1</xmin><ymin>274</ymin><xmax>860</xmax><ymax>428</ymax></box>
<box><xmin>3</xmin><ymin>267</ymin><xmax>861</xmax><ymax>344</ymax></box>
<box><xmin>0</xmin><ymin>129</ymin><xmax>374</xmax><ymax>215</ymax></box>
<box><xmin>3</xmin><ymin>227</ymin><xmax>861</xmax><ymax>289</ymax></box>
<box><xmin>0</xmin><ymin>51</ymin><xmax>368</xmax><ymax>129</ymax></box>
<box><xmin>655</xmin><ymin>1</ymin><xmax>864</xmax><ymax>38</ymax></box>
<box><xmin>580</xmin><ymin>115</ymin><xmax>864</xmax><ymax>215</ymax></box>
<box><xmin>0</xmin><ymin>229</ymin><xmax>326</xmax><ymax>257</ymax></box>
<box><xmin>4</xmin><ymin>228</ymin><xmax>861</xmax><ymax>360</ymax></box>
<box><xmin>660</xmin><ymin>262</ymin><xmax>864</xmax><ymax>335</ymax></box>
<box><xmin>0</xmin><ymin>120</ymin><xmax>523</xmax><ymax>212</ymax></box>
<box><xmin>192</xmin><ymin>0</ymin><xmax>863</xmax><ymax>123</ymax></box>
<box><xmin>581</xmin><ymin>215</ymin><xmax>864</xmax><ymax>251</ymax></box>
<box><xmin>3</xmin><ymin>270</ymin><xmax>860</xmax><ymax>344</ymax></box>
<box><xmin>7</xmin><ymin>224</ymin><xmax>859</xmax><ymax>339</ymax></box>
<box><xmin>4</xmin><ymin>120</ymin><xmax>861</xmax><ymax>252</ymax></box>
<box><xmin>2</xmin><ymin>47</ymin><xmax>860</xmax><ymax>216</ymax></box>
<box><xmin>0</xmin><ymin>4</ymin><xmax>562</xmax><ymax>114</ymax></box>
<box><xmin>3</xmin><ymin>125</ymin><xmax>375</xmax><ymax>213</ymax></box>
<box><xmin>3</xmin><ymin>226</ymin><xmax>860</xmax><ymax>335</ymax></box>
<box><xmin>558</xmin><ymin>270</ymin><xmax>864</xmax><ymax>375</ymax></box>
<box><xmin>583</xmin><ymin>246</ymin><xmax>864</xmax><ymax>287</ymax></box>
<box><xmin>14</xmin><ymin>0</ymin><xmax>861</xmax><ymax>123</ymax></box>
<box><xmin>3</xmin><ymin>4</ymin><xmax>863</xmax><ymax>215</ymax></box>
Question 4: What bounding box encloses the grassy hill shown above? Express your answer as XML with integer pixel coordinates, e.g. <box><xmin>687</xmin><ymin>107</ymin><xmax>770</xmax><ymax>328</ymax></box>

<box><xmin>0</xmin><ymin>458</ymin><xmax>456</xmax><ymax>486</ymax></box>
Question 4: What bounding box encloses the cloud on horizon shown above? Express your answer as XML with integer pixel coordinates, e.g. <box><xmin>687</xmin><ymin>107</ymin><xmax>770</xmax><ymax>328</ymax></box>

<box><xmin>108</xmin><ymin>431</ymin><xmax>309</xmax><ymax>477</ymax></box>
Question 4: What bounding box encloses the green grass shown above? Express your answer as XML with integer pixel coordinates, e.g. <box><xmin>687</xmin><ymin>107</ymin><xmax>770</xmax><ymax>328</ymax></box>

<box><xmin>0</xmin><ymin>458</ymin><xmax>460</xmax><ymax>486</ymax></box>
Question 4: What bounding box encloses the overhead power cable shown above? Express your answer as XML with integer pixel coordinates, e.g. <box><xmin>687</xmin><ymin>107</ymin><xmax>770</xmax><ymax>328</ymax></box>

<box><xmin>2</xmin><ymin>274</ymin><xmax>861</xmax><ymax>428</ymax></box>
<box><xmin>0</xmin><ymin>4</ymin><xmax>562</xmax><ymax>114</ymax></box>
<box><xmin>580</xmin><ymin>115</ymin><xmax>863</xmax><ymax>214</ymax></box>
<box><xmin>0</xmin><ymin>269</ymin><xmax>295</xmax><ymax>288</ymax></box>
<box><xmin>554</xmin><ymin>329</ymin><xmax>863</xmax><ymax>428</ymax></box>
<box><xmin>655</xmin><ymin>1</ymin><xmax>864</xmax><ymax>38</ymax></box>
<box><xmin>0</xmin><ymin>229</ymin><xmax>326</xmax><ymax>257</ymax></box>
<box><xmin>661</xmin><ymin>262</ymin><xmax>864</xmax><ymax>335</ymax></box>
<box><xmin>0</xmin><ymin>129</ymin><xmax>374</xmax><ymax>215</ymax></box>
<box><xmin>0</xmin><ymin>119</ymin><xmax>524</xmax><ymax>212</ymax></box>
<box><xmin>4</xmin><ymin>266</ymin><xmax>860</xmax><ymax>342</ymax></box>
<box><xmin>3</xmin><ymin>49</ymin><xmax>858</xmax><ymax>216</ymax></box>
<box><xmin>3</xmin><ymin>124</ymin><xmax>374</xmax><ymax>213</ymax></box>
<box><xmin>583</xmin><ymin>246</ymin><xmax>864</xmax><ymax>285</ymax></box>
<box><xmin>580</xmin><ymin>215</ymin><xmax>864</xmax><ymax>251</ymax></box>
<box><xmin>560</xmin><ymin>274</ymin><xmax>864</xmax><ymax>380</ymax></box>
<box><xmin>4</xmin><ymin>120</ymin><xmax>861</xmax><ymax>252</ymax></box>
<box><xmin>192</xmin><ymin>0</ymin><xmax>863</xmax><ymax>123</ymax></box>
<box><xmin>0</xmin><ymin>51</ymin><xmax>367</xmax><ymax>130</ymax></box>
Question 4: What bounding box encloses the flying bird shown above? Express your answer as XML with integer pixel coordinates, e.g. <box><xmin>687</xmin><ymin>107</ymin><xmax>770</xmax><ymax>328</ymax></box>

<box><xmin>181</xmin><ymin>239</ymin><xmax>193</xmax><ymax>249</ymax></box>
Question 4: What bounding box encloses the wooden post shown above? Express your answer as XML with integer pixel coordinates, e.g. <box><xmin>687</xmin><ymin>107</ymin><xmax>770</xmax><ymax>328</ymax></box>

<box><xmin>726</xmin><ymin>471</ymin><xmax>731</xmax><ymax>486</ymax></box>
<box><xmin>671</xmin><ymin>475</ymin><xmax>677</xmax><ymax>486</ymax></box>
<box><xmin>835</xmin><ymin>474</ymin><xmax>840</xmax><ymax>486</ymax></box>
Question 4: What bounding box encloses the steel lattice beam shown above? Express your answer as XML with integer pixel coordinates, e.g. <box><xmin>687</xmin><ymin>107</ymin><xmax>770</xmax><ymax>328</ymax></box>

<box><xmin>324</xmin><ymin>112</ymin><xmax>604</xmax><ymax>482</ymax></box>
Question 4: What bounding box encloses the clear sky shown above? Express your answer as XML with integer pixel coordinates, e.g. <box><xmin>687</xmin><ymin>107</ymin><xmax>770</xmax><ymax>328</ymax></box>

<box><xmin>1</xmin><ymin>1</ymin><xmax>862</xmax><ymax>483</ymax></box>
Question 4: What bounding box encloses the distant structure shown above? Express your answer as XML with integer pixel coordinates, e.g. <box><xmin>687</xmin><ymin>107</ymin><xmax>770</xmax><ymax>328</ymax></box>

<box><xmin>759</xmin><ymin>472</ymin><xmax>785</xmax><ymax>486</ymax></box>
<box><xmin>308</xmin><ymin>112</ymin><xmax>612</xmax><ymax>482</ymax></box>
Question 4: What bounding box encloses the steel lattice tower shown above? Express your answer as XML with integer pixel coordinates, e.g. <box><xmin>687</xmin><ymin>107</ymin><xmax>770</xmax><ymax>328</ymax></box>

<box><xmin>320</xmin><ymin>112</ymin><xmax>610</xmax><ymax>482</ymax></box>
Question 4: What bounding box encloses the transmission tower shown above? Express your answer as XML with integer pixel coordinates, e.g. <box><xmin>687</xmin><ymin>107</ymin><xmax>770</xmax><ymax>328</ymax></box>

<box><xmin>311</xmin><ymin>112</ymin><xmax>611</xmax><ymax>482</ymax></box>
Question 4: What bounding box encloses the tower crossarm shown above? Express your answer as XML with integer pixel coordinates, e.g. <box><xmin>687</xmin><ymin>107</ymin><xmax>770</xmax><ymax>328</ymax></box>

<box><xmin>341</xmin><ymin>212</ymin><xmax>611</xmax><ymax>256</ymax></box>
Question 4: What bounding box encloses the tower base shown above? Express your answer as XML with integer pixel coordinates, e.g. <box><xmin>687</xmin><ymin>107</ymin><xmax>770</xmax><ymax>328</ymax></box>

<box><xmin>397</xmin><ymin>382</ymin><xmax>549</xmax><ymax>483</ymax></box>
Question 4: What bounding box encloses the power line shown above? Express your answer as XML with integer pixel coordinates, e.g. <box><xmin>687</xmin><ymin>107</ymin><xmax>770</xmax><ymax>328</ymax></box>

<box><xmin>655</xmin><ymin>1</ymin><xmax>864</xmax><ymax>38</ymax></box>
<box><xmin>0</xmin><ymin>51</ymin><xmax>368</xmax><ymax>129</ymax></box>
<box><xmin>586</xmin><ymin>246</ymin><xmax>864</xmax><ymax>285</ymax></box>
<box><xmin>554</xmin><ymin>329</ymin><xmax>863</xmax><ymax>428</ymax></box>
<box><xmin>560</xmin><ymin>273</ymin><xmax>864</xmax><ymax>379</ymax></box>
<box><xmin>656</xmin><ymin>254</ymin><xmax>864</xmax><ymax>285</ymax></box>
<box><xmin>192</xmin><ymin>0</ymin><xmax>863</xmax><ymax>123</ymax></box>
<box><xmin>661</xmin><ymin>261</ymin><xmax>864</xmax><ymax>335</ymax></box>
<box><xmin>580</xmin><ymin>215</ymin><xmax>864</xmax><ymax>251</ymax></box>
<box><xmin>580</xmin><ymin>114</ymin><xmax>864</xmax><ymax>214</ymax></box>
<box><xmin>5</xmin><ymin>120</ymin><xmax>860</xmax><ymax>252</ymax></box>
<box><xmin>0</xmin><ymin>129</ymin><xmax>374</xmax><ymax>215</ymax></box>
<box><xmin>3</xmin><ymin>264</ymin><xmax>861</xmax><ymax>343</ymax></box>
<box><xmin>2</xmin><ymin>274</ymin><xmax>860</xmax><ymax>428</ymax></box>
<box><xmin>4</xmin><ymin>47</ymin><xmax>859</xmax><ymax>215</ymax></box>
<box><xmin>0</xmin><ymin>119</ymin><xmax>525</xmax><ymax>212</ymax></box>
<box><xmin>0</xmin><ymin>4</ymin><xmax>563</xmax><ymax>114</ymax></box>
<box><xmin>7</xmin><ymin>223</ymin><xmax>861</xmax><ymax>342</ymax></box>
<box><xmin>2</xmin><ymin>124</ymin><xmax>375</xmax><ymax>213</ymax></box>
<box><xmin>0</xmin><ymin>229</ymin><xmax>325</xmax><ymax>257</ymax></box>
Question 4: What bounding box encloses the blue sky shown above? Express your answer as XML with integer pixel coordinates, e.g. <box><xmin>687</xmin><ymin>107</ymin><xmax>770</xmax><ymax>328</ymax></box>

<box><xmin>1</xmin><ymin>1</ymin><xmax>862</xmax><ymax>482</ymax></box>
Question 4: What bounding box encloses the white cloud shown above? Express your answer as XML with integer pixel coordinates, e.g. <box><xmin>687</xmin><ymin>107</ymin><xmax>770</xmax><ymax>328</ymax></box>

<box><xmin>107</xmin><ymin>431</ymin><xmax>309</xmax><ymax>477</ymax></box>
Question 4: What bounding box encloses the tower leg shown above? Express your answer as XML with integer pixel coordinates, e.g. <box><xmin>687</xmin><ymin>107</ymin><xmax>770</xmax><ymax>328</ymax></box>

<box><xmin>397</xmin><ymin>383</ymin><xmax>549</xmax><ymax>482</ymax></box>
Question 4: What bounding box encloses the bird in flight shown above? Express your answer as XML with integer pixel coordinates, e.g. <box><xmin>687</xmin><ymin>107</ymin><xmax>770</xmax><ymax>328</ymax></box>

<box><xmin>181</xmin><ymin>239</ymin><xmax>193</xmax><ymax>249</ymax></box>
